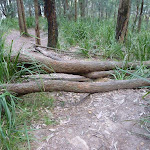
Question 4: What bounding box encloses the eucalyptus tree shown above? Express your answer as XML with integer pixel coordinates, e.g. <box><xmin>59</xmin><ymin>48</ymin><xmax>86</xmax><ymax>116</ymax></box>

<box><xmin>137</xmin><ymin>0</ymin><xmax>144</xmax><ymax>32</ymax></box>
<box><xmin>44</xmin><ymin>0</ymin><xmax>58</xmax><ymax>48</ymax></box>
<box><xmin>34</xmin><ymin>0</ymin><xmax>41</xmax><ymax>45</ymax></box>
<box><xmin>16</xmin><ymin>0</ymin><xmax>28</xmax><ymax>36</ymax></box>
<box><xmin>115</xmin><ymin>0</ymin><xmax>131</xmax><ymax>42</ymax></box>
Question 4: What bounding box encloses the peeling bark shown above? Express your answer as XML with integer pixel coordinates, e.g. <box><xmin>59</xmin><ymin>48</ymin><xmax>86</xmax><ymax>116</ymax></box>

<box><xmin>115</xmin><ymin>0</ymin><xmax>131</xmax><ymax>42</ymax></box>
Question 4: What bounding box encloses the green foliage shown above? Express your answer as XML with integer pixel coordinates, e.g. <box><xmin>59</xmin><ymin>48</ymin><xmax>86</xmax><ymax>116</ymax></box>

<box><xmin>0</xmin><ymin>41</ymin><xmax>20</xmax><ymax>84</ymax></box>
<box><xmin>0</xmin><ymin>92</ymin><xmax>24</xmax><ymax>150</ymax></box>
<box><xmin>58</xmin><ymin>18</ymin><xmax>150</xmax><ymax>61</ymax></box>
<box><xmin>0</xmin><ymin>27</ymin><xmax>53</xmax><ymax>149</ymax></box>
<box><xmin>1</xmin><ymin>18</ymin><xmax>19</xmax><ymax>29</ymax></box>
<box><xmin>26</xmin><ymin>17</ymin><xmax>35</xmax><ymax>28</ymax></box>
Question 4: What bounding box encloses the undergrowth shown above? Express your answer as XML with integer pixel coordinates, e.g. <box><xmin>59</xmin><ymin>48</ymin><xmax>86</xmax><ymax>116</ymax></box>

<box><xmin>58</xmin><ymin>18</ymin><xmax>150</xmax><ymax>61</ymax></box>
<box><xmin>0</xmin><ymin>26</ymin><xmax>54</xmax><ymax>149</ymax></box>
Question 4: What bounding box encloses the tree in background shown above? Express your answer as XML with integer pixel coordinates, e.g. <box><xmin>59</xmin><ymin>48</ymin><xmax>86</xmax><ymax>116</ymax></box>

<box><xmin>137</xmin><ymin>0</ymin><xmax>144</xmax><ymax>32</ymax></box>
<box><xmin>34</xmin><ymin>0</ymin><xmax>41</xmax><ymax>45</ymax></box>
<box><xmin>44</xmin><ymin>0</ymin><xmax>58</xmax><ymax>48</ymax></box>
<box><xmin>115</xmin><ymin>0</ymin><xmax>131</xmax><ymax>42</ymax></box>
<box><xmin>75</xmin><ymin>0</ymin><xmax>77</xmax><ymax>21</ymax></box>
<box><xmin>132</xmin><ymin>0</ymin><xmax>140</xmax><ymax>32</ymax></box>
<box><xmin>38</xmin><ymin>1</ymin><xmax>42</xmax><ymax>16</ymax></box>
<box><xmin>16</xmin><ymin>0</ymin><xmax>28</xmax><ymax>36</ymax></box>
<box><xmin>79</xmin><ymin>0</ymin><xmax>85</xmax><ymax>18</ymax></box>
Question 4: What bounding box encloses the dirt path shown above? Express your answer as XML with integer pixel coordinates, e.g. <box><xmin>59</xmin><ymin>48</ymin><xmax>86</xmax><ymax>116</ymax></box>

<box><xmin>6</xmin><ymin>29</ymin><xmax>150</xmax><ymax>150</ymax></box>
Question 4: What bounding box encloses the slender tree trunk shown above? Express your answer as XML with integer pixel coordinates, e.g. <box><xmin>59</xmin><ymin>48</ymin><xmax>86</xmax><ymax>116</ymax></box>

<box><xmin>75</xmin><ymin>0</ymin><xmax>77</xmax><ymax>21</ymax></box>
<box><xmin>16</xmin><ymin>0</ymin><xmax>28</xmax><ymax>36</ymax></box>
<box><xmin>98</xmin><ymin>4</ymin><xmax>101</xmax><ymax>21</ymax></box>
<box><xmin>137</xmin><ymin>0</ymin><xmax>144</xmax><ymax>32</ymax></box>
<box><xmin>44</xmin><ymin>0</ymin><xmax>58</xmax><ymax>48</ymax></box>
<box><xmin>115</xmin><ymin>0</ymin><xmax>131</xmax><ymax>42</ymax></box>
<box><xmin>20</xmin><ymin>0</ymin><xmax>28</xmax><ymax>34</ymax></box>
<box><xmin>79</xmin><ymin>0</ymin><xmax>85</xmax><ymax>18</ymax></box>
<box><xmin>63</xmin><ymin>1</ymin><xmax>66</xmax><ymax>16</ymax></box>
<box><xmin>101</xmin><ymin>7</ymin><xmax>104</xmax><ymax>19</ymax></box>
<box><xmin>29</xmin><ymin>4</ymin><xmax>32</xmax><ymax>17</ymax></box>
<box><xmin>145</xmin><ymin>14</ymin><xmax>149</xmax><ymax>29</ymax></box>
<box><xmin>34</xmin><ymin>0</ymin><xmax>41</xmax><ymax>45</ymax></box>
<box><xmin>38</xmin><ymin>3</ymin><xmax>42</xmax><ymax>16</ymax></box>
<box><xmin>132</xmin><ymin>0</ymin><xmax>139</xmax><ymax>32</ymax></box>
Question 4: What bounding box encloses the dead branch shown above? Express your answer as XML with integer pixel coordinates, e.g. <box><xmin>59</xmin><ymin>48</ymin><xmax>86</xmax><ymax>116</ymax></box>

<box><xmin>1</xmin><ymin>78</ymin><xmax>150</xmax><ymax>95</ymax></box>
<box><xmin>84</xmin><ymin>70</ymin><xmax>140</xmax><ymax>79</ymax></box>
<box><xmin>34</xmin><ymin>47</ymin><xmax>62</xmax><ymax>60</ymax></box>
<box><xmin>11</xmin><ymin>52</ymin><xmax>150</xmax><ymax>74</ymax></box>
<box><xmin>23</xmin><ymin>73</ymin><xmax>91</xmax><ymax>82</ymax></box>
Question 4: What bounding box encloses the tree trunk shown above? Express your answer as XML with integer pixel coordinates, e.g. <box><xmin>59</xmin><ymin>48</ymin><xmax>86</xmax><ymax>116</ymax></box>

<box><xmin>28</xmin><ymin>4</ymin><xmax>32</xmax><ymax>17</ymax></box>
<box><xmin>132</xmin><ymin>0</ymin><xmax>139</xmax><ymax>32</ymax></box>
<box><xmin>79</xmin><ymin>0</ymin><xmax>85</xmax><ymax>18</ymax></box>
<box><xmin>98</xmin><ymin>2</ymin><xmax>101</xmax><ymax>21</ymax></box>
<box><xmin>1</xmin><ymin>78</ymin><xmax>150</xmax><ymax>95</ymax></box>
<box><xmin>115</xmin><ymin>0</ymin><xmax>131</xmax><ymax>42</ymax></box>
<box><xmin>75</xmin><ymin>0</ymin><xmax>77</xmax><ymax>22</ymax></box>
<box><xmin>16</xmin><ymin>0</ymin><xmax>28</xmax><ymax>36</ymax></box>
<box><xmin>38</xmin><ymin>3</ymin><xmax>42</xmax><ymax>16</ymax></box>
<box><xmin>34</xmin><ymin>0</ymin><xmax>41</xmax><ymax>45</ymax></box>
<box><xmin>44</xmin><ymin>0</ymin><xmax>58</xmax><ymax>48</ymax></box>
<box><xmin>137</xmin><ymin>0</ymin><xmax>144</xmax><ymax>32</ymax></box>
<box><xmin>63</xmin><ymin>0</ymin><xmax>66</xmax><ymax>16</ymax></box>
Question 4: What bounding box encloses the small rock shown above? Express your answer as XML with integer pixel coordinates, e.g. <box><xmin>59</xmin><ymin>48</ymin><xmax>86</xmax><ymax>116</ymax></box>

<box><xmin>96</xmin><ymin>111</ymin><xmax>102</xmax><ymax>119</ymax></box>
<box><xmin>88</xmin><ymin>110</ymin><xmax>92</xmax><ymax>114</ymax></box>
<box><xmin>49</xmin><ymin>128</ymin><xmax>56</xmax><ymax>132</ymax></box>
<box><xmin>69</xmin><ymin>136</ymin><xmax>89</xmax><ymax>150</ymax></box>
<box><xmin>46</xmin><ymin>133</ymin><xmax>54</xmax><ymax>142</ymax></box>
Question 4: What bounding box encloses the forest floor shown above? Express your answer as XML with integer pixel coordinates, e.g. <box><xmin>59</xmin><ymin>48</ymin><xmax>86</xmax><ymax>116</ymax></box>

<box><xmin>6</xmin><ymin>29</ymin><xmax>150</xmax><ymax>150</ymax></box>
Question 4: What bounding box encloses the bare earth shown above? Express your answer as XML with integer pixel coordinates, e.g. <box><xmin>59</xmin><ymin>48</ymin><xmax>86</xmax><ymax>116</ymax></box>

<box><xmin>6</xmin><ymin>29</ymin><xmax>150</xmax><ymax>150</ymax></box>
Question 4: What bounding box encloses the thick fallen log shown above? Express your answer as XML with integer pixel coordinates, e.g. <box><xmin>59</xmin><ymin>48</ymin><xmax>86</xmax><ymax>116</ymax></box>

<box><xmin>12</xmin><ymin>52</ymin><xmax>150</xmax><ymax>74</ymax></box>
<box><xmin>1</xmin><ymin>78</ymin><xmax>150</xmax><ymax>95</ymax></box>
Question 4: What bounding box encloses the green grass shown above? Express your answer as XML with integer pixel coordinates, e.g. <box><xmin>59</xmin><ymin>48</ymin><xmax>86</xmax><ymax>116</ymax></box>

<box><xmin>1</xmin><ymin>18</ymin><xmax>19</xmax><ymax>30</ymax></box>
<box><xmin>26</xmin><ymin>17</ymin><xmax>35</xmax><ymax>28</ymax></box>
<box><xmin>0</xmin><ymin>24</ymin><xmax>55</xmax><ymax>149</ymax></box>
<box><xmin>58</xmin><ymin>18</ymin><xmax>150</xmax><ymax>61</ymax></box>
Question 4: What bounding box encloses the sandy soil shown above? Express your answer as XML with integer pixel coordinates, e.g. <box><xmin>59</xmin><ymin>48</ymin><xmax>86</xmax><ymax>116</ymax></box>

<box><xmin>6</xmin><ymin>29</ymin><xmax>150</xmax><ymax>150</ymax></box>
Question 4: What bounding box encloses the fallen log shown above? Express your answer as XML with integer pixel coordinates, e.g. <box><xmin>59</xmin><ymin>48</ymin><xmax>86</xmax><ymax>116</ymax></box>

<box><xmin>24</xmin><ymin>73</ymin><xmax>91</xmax><ymax>82</ymax></box>
<box><xmin>84</xmin><ymin>70</ymin><xmax>140</xmax><ymax>79</ymax></box>
<box><xmin>84</xmin><ymin>70</ymin><xmax>116</xmax><ymax>79</ymax></box>
<box><xmin>34</xmin><ymin>47</ymin><xmax>62</xmax><ymax>61</ymax></box>
<box><xmin>12</xmin><ymin>52</ymin><xmax>150</xmax><ymax>74</ymax></box>
<box><xmin>1</xmin><ymin>78</ymin><xmax>150</xmax><ymax>95</ymax></box>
